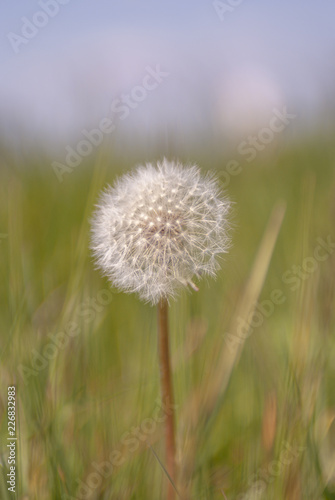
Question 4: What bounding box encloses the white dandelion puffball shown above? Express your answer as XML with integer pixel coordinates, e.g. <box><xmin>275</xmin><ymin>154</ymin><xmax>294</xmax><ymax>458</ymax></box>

<box><xmin>91</xmin><ymin>159</ymin><xmax>231</xmax><ymax>304</ymax></box>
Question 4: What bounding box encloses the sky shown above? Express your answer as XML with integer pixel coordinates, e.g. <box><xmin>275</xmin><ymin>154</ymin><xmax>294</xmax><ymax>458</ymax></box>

<box><xmin>0</xmin><ymin>0</ymin><xmax>335</xmax><ymax>153</ymax></box>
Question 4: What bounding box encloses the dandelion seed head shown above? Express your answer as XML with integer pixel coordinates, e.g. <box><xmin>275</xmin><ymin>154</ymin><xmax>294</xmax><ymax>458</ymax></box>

<box><xmin>90</xmin><ymin>159</ymin><xmax>231</xmax><ymax>304</ymax></box>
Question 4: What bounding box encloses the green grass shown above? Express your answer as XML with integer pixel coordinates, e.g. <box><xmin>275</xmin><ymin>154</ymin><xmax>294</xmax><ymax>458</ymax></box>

<box><xmin>1</xmin><ymin>141</ymin><xmax>335</xmax><ymax>499</ymax></box>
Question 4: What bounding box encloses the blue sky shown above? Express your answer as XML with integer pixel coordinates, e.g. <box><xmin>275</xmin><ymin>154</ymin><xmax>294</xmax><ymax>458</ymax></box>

<box><xmin>1</xmin><ymin>0</ymin><xmax>335</xmax><ymax>149</ymax></box>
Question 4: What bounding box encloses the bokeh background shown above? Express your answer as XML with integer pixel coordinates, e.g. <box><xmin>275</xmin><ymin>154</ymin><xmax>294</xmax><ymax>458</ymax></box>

<box><xmin>0</xmin><ymin>1</ymin><xmax>335</xmax><ymax>499</ymax></box>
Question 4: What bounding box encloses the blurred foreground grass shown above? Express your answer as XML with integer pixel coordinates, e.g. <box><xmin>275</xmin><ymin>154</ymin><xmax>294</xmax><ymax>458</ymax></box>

<box><xmin>0</xmin><ymin>141</ymin><xmax>335</xmax><ymax>499</ymax></box>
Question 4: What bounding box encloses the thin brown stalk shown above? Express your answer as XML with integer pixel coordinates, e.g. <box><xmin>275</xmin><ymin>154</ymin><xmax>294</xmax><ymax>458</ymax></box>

<box><xmin>158</xmin><ymin>298</ymin><xmax>176</xmax><ymax>500</ymax></box>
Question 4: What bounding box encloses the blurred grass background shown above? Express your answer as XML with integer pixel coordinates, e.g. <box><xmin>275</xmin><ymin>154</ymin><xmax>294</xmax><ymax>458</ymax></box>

<box><xmin>0</xmin><ymin>139</ymin><xmax>335</xmax><ymax>500</ymax></box>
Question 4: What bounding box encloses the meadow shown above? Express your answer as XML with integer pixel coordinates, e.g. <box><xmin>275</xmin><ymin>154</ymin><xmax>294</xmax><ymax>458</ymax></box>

<box><xmin>0</xmin><ymin>138</ymin><xmax>335</xmax><ymax>499</ymax></box>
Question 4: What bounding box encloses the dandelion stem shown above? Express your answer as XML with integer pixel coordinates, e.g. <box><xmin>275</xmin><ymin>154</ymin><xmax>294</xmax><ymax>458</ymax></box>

<box><xmin>158</xmin><ymin>298</ymin><xmax>176</xmax><ymax>499</ymax></box>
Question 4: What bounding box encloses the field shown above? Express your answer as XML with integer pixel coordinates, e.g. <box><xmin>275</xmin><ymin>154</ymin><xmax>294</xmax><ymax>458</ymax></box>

<box><xmin>1</xmin><ymin>139</ymin><xmax>335</xmax><ymax>499</ymax></box>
